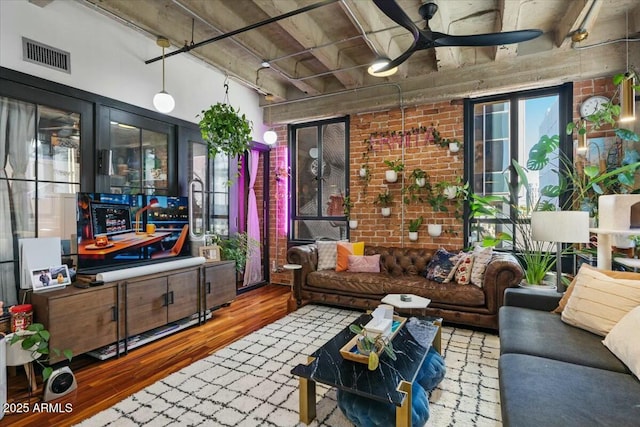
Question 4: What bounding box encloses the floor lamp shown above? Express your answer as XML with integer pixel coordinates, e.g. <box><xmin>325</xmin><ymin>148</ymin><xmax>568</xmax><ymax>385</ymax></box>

<box><xmin>531</xmin><ymin>211</ymin><xmax>590</xmax><ymax>292</ymax></box>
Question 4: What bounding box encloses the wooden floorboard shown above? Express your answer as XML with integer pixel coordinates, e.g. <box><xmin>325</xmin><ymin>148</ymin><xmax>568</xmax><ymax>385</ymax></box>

<box><xmin>3</xmin><ymin>283</ymin><xmax>291</xmax><ymax>427</ymax></box>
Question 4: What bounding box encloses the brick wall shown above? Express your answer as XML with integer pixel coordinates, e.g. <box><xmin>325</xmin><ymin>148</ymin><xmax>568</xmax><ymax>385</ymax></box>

<box><xmin>268</xmin><ymin>76</ymin><xmax>631</xmax><ymax>285</ymax></box>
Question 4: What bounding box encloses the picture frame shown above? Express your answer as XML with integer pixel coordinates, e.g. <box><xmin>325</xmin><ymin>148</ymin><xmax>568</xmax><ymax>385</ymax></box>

<box><xmin>199</xmin><ymin>245</ymin><xmax>221</xmax><ymax>262</ymax></box>
<box><xmin>31</xmin><ymin>264</ymin><xmax>70</xmax><ymax>292</ymax></box>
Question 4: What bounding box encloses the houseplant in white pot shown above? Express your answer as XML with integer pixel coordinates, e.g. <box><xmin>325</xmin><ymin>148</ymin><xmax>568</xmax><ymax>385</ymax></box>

<box><xmin>409</xmin><ymin>168</ymin><xmax>428</xmax><ymax>187</ymax></box>
<box><xmin>383</xmin><ymin>159</ymin><xmax>404</xmax><ymax>183</ymax></box>
<box><xmin>408</xmin><ymin>216</ymin><xmax>423</xmax><ymax>241</ymax></box>
<box><xmin>375</xmin><ymin>190</ymin><xmax>393</xmax><ymax>216</ymax></box>
<box><xmin>427</xmin><ymin>223</ymin><xmax>442</xmax><ymax>237</ymax></box>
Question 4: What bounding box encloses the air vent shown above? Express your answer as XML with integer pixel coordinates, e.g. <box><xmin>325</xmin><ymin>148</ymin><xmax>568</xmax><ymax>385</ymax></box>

<box><xmin>22</xmin><ymin>37</ymin><xmax>71</xmax><ymax>73</ymax></box>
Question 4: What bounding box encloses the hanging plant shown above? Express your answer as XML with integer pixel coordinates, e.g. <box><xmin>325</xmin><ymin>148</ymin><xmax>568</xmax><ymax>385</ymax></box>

<box><xmin>198</xmin><ymin>102</ymin><xmax>253</xmax><ymax>163</ymax></box>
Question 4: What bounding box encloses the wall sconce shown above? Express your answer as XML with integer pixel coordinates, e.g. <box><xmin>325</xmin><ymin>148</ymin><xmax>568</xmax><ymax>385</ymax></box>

<box><xmin>577</xmin><ymin>120</ymin><xmax>588</xmax><ymax>152</ymax></box>
<box><xmin>152</xmin><ymin>36</ymin><xmax>175</xmax><ymax>114</ymax></box>
<box><xmin>367</xmin><ymin>57</ymin><xmax>398</xmax><ymax>77</ymax></box>
<box><xmin>619</xmin><ymin>74</ymin><xmax>636</xmax><ymax>122</ymax></box>
<box><xmin>135</xmin><ymin>197</ymin><xmax>160</xmax><ymax>234</ymax></box>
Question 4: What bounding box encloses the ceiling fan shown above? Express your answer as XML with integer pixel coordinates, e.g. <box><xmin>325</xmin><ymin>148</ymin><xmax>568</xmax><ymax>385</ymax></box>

<box><xmin>372</xmin><ymin>0</ymin><xmax>543</xmax><ymax>72</ymax></box>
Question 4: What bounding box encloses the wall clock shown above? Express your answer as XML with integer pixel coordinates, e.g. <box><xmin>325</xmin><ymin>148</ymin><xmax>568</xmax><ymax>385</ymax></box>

<box><xmin>580</xmin><ymin>95</ymin><xmax>609</xmax><ymax>117</ymax></box>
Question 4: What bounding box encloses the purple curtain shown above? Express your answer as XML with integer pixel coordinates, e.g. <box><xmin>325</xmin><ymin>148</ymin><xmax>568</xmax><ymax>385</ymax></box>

<box><xmin>243</xmin><ymin>150</ymin><xmax>262</xmax><ymax>286</ymax></box>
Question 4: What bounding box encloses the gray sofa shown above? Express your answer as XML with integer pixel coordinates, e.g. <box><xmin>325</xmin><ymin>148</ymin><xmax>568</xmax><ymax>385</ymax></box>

<box><xmin>498</xmin><ymin>288</ymin><xmax>640</xmax><ymax>427</ymax></box>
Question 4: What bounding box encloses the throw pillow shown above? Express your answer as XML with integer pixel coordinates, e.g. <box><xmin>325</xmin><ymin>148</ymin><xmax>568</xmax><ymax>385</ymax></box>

<box><xmin>348</xmin><ymin>254</ymin><xmax>381</xmax><ymax>273</ymax></box>
<box><xmin>455</xmin><ymin>253</ymin><xmax>474</xmax><ymax>285</ymax></box>
<box><xmin>336</xmin><ymin>242</ymin><xmax>354</xmax><ymax>272</ymax></box>
<box><xmin>444</xmin><ymin>253</ymin><xmax>463</xmax><ymax>283</ymax></box>
<box><xmin>352</xmin><ymin>241</ymin><xmax>365</xmax><ymax>256</ymax></box>
<box><xmin>603</xmin><ymin>305</ymin><xmax>640</xmax><ymax>380</ymax></box>
<box><xmin>316</xmin><ymin>240</ymin><xmax>338</xmax><ymax>270</ymax></box>
<box><xmin>553</xmin><ymin>265</ymin><xmax>640</xmax><ymax>313</ymax></box>
<box><xmin>423</xmin><ymin>248</ymin><xmax>458</xmax><ymax>283</ymax></box>
<box><xmin>470</xmin><ymin>245</ymin><xmax>493</xmax><ymax>287</ymax></box>
<box><xmin>561</xmin><ymin>264</ymin><xmax>640</xmax><ymax>336</ymax></box>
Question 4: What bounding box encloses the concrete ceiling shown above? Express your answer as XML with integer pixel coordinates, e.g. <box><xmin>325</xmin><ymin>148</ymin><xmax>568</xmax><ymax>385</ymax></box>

<box><xmin>71</xmin><ymin>0</ymin><xmax>640</xmax><ymax>123</ymax></box>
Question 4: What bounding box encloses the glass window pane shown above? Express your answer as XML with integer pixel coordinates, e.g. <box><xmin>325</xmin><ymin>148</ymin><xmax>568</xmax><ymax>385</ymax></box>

<box><xmin>3</xmin><ymin>98</ymin><xmax>36</xmax><ymax>180</ymax></box>
<box><xmin>142</xmin><ymin>129</ymin><xmax>168</xmax><ymax>192</ymax></box>
<box><xmin>292</xmin><ymin>219</ymin><xmax>346</xmax><ymax>241</ymax></box>
<box><xmin>37</xmin><ymin>184</ymin><xmax>79</xmax><ymax>254</ymax></box>
<box><xmin>213</xmin><ymin>155</ymin><xmax>229</xmax><ymax>192</ymax></box>
<box><xmin>111</xmin><ymin>122</ymin><xmax>140</xmax><ymax>194</ymax></box>
<box><xmin>320</xmin><ymin>123</ymin><xmax>346</xmax><ymax>217</ymax></box>
<box><xmin>9</xmin><ymin>180</ymin><xmax>36</xmax><ymax>239</ymax></box>
<box><xmin>190</xmin><ymin>141</ymin><xmax>207</xmax><ymax>183</ymax></box>
<box><xmin>296</xmin><ymin>127</ymin><xmax>319</xmax><ymax>216</ymax></box>
<box><xmin>37</xmin><ymin>106</ymin><xmax>80</xmax><ymax>182</ymax></box>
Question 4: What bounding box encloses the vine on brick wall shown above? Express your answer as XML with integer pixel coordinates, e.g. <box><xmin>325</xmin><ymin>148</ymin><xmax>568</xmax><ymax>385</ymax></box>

<box><xmin>365</xmin><ymin>124</ymin><xmax>461</xmax><ymax>150</ymax></box>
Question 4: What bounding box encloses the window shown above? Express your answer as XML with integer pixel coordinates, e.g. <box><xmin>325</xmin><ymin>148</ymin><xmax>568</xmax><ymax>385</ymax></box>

<box><xmin>464</xmin><ymin>84</ymin><xmax>572</xmax><ymax>248</ymax></box>
<box><xmin>290</xmin><ymin>117</ymin><xmax>349</xmax><ymax>241</ymax></box>
<box><xmin>188</xmin><ymin>136</ymin><xmax>230</xmax><ymax>238</ymax></box>
<box><xmin>104</xmin><ymin>108</ymin><xmax>173</xmax><ymax>196</ymax></box>
<box><xmin>0</xmin><ymin>89</ymin><xmax>92</xmax><ymax>305</ymax></box>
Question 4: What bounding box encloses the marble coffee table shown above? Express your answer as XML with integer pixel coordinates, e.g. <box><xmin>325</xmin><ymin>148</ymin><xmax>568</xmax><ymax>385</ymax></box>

<box><xmin>291</xmin><ymin>313</ymin><xmax>442</xmax><ymax>427</ymax></box>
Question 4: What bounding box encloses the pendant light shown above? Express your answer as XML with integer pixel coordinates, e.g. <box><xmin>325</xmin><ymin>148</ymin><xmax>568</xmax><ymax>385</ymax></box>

<box><xmin>619</xmin><ymin>10</ymin><xmax>636</xmax><ymax>123</ymax></box>
<box><xmin>263</xmin><ymin>94</ymin><xmax>277</xmax><ymax>145</ymax></box>
<box><xmin>152</xmin><ymin>36</ymin><xmax>175</xmax><ymax>114</ymax></box>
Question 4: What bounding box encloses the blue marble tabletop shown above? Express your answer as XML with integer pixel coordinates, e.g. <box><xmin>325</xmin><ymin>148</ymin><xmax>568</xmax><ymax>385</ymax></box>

<box><xmin>291</xmin><ymin>313</ymin><xmax>434</xmax><ymax>406</ymax></box>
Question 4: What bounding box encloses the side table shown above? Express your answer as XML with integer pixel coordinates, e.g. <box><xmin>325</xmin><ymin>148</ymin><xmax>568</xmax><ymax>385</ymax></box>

<box><xmin>283</xmin><ymin>264</ymin><xmax>302</xmax><ymax>313</ymax></box>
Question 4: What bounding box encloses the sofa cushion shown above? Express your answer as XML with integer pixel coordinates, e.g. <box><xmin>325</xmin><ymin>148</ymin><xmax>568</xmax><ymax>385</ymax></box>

<box><xmin>423</xmin><ymin>248</ymin><xmax>458</xmax><ymax>282</ymax></box>
<box><xmin>306</xmin><ymin>270</ymin><xmax>385</xmax><ymax>295</ymax></box>
<box><xmin>336</xmin><ymin>242</ymin><xmax>365</xmax><ymax>272</ymax></box>
<box><xmin>553</xmin><ymin>265</ymin><xmax>640</xmax><ymax>313</ymax></box>
<box><xmin>499</xmin><ymin>306</ymin><xmax>629</xmax><ymax>373</ymax></box>
<box><xmin>365</xmin><ymin>247</ymin><xmax>433</xmax><ymax>277</ymax></box>
<box><xmin>383</xmin><ymin>276</ymin><xmax>485</xmax><ymax>307</ymax></box>
<box><xmin>316</xmin><ymin>240</ymin><xmax>338</xmax><ymax>270</ymax></box>
<box><xmin>499</xmin><ymin>353</ymin><xmax>640</xmax><ymax>427</ymax></box>
<box><xmin>454</xmin><ymin>252</ymin><xmax>474</xmax><ymax>285</ymax></box>
<box><xmin>604</xmin><ymin>305</ymin><xmax>640</xmax><ymax>380</ymax></box>
<box><xmin>347</xmin><ymin>254</ymin><xmax>380</xmax><ymax>273</ymax></box>
<box><xmin>470</xmin><ymin>245</ymin><xmax>492</xmax><ymax>287</ymax></box>
<box><xmin>561</xmin><ymin>264</ymin><xmax>640</xmax><ymax>336</ymax></box>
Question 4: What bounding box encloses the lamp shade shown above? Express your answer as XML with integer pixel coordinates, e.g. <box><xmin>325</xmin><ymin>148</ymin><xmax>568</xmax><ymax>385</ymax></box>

<box><xmin>263</xmin><ymin>130</ymin><xmax>277</xmax><ymax>145</ymax></box>
<box><xmin>153</xmin><ymin>91</ymin><xmax>175</xmax><ymax>114</ymax></box>
<box><xmin>531</xmin><ymin>211</ymin><xmax>590</xmax><ymax>243</ymax></box>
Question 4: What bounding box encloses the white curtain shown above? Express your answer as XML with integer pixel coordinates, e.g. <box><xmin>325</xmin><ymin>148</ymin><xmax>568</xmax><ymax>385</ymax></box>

<box><xmin>243</xmin><ymin>149</ymin><xmax>262</xmax><ymax>286</ymax></box>
<box><xmin>0</xmin><ymin>97</ymin><xmax>18</xmax><ymax>304</ymax></box>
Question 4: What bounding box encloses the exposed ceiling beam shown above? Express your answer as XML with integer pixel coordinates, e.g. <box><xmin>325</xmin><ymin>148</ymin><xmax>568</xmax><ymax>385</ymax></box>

<box><xmin>427</xmin><ymin>0</ymin><xmax>461</xmax><ymax>70</ymax></box>
<box><xmin>493</xmin><ymin>0</ymin><xmax>521</xmax><ymax>60</ymax></box>
<box><xmin>28</xmin><ymin>0</ymin><xmax>54</xmax><ymax>7</ymax></box>
<box><xmin>555</xmin><ymin>0</ymin><xmax>602</xmax><ymax>48</ymax></box>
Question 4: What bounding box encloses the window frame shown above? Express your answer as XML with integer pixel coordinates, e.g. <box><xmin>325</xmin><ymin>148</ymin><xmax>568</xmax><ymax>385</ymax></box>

<box><xmin>289</xmin><ymin>116</ymin><xmax>350</xmax><ymax>244</ymax></box>
<box><xmin>462</xmin><ymin>83</ymin><xmax>574</xmax><ymax>248</ymax></box>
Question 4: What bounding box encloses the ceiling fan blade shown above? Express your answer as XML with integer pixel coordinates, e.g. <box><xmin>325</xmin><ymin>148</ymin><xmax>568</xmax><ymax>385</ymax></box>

<box><xmin>372</xmin><ymin>0</ymin><xmax>420</xmax><ymax>39</ymax></box>
<box><xmin>378</xmin><ymin>47</ymin><xmax>418</xmax><ymax>72</ymax></box>
<box><xmin>433</xmin><ymin>29</ymin><xmax>542</xmax><ymax>47</ymax></box>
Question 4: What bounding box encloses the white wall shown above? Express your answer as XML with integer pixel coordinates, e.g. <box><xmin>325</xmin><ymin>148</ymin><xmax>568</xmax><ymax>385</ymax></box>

<box><xmin>0</xmin><ymin>0</ymin><xmax>266</xmax><ymax>140</ymax></box>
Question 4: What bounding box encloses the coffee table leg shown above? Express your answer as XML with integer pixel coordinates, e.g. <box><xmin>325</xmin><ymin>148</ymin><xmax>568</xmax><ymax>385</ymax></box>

<box><xmin>299</xmin><ymin>377</ymin><xmax>316</xmax><ymax>424</ymax></box>
<box><xmin>396</xmin><ymin>380</ymin><xmax>412</xmax><ymax>427</ymax></box>
<box><xmin>433</xmin><ymin>319</ymin><xmax>442</xmax><ymax>354</ymax></box>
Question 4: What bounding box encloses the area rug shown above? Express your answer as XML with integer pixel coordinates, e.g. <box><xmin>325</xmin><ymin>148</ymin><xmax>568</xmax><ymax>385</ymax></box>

<box><xmin>77</xmin><ymin>305</ymin><xmax>501</xmax><ymax>427</ymax></box>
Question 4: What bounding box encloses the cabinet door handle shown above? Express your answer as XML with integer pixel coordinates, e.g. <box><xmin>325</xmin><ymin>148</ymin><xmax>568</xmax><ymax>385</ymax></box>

<box><xmin>162</xmin><ymin>293</ymin><xmax>169</xmax><ymax>307</ymax></box>
<box><xmin>206</xmin><ymin>282</ymin><xmax>212</xmax><ymax>294</ymax></box>
<box><xmin>111</xmin><ymin>306</ymin><xmax>117</xmax><ymax>322</ymax></box>
<box><xmin>168</xmin><ymin>291</ymin><xmax>174</xmax><ymax>305</ymax></box>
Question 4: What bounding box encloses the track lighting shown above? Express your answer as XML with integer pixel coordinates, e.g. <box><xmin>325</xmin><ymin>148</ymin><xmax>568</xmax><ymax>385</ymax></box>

<box><xmin>152</xmin><ymin>36</ymin><xmax>175</xmax><ymax>114</ymax></box>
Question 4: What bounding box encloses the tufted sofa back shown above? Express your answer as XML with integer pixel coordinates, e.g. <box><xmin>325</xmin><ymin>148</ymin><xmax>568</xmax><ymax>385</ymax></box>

<box><xmin>364</xmin><ymin>246</ymin><xmax>436</xmax><ymax>277</ymax></box>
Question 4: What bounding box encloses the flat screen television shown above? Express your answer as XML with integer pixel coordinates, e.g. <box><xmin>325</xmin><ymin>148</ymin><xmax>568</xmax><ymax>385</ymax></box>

<box><xmin>77</xmin><ymin>192</ymin><xmax>190</xmax><ymax>274</ymax></box>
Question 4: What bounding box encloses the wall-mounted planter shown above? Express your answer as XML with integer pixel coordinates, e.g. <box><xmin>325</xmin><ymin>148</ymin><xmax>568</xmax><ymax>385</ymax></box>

<box><xmin>408</xmin><ymin>231</ymin><xmax>418</xmax><ymax>241</ymax></box>
<box><xmin>449</xmin><ymin>142</ymin><xmax>460</xmax><ymax>153</ymax></box>
<box><xmin>349</xmin><ymin>220</ymin><xmax>358</xmax><ymax>229</ymax></box>
<box><xmin>428</xmin><ymin>224</ymin><xmax>442</xmax><ymax>237</ymax></box>
<box><xmin>415</xmin><ymin>177</ymin><xmax>426</xmax><ymax>187</ymax></box>
<box><xmin>443</xmin><ymin>186</ymin><xmax>458</xmax><ymax>199</ymax></box>
<box><xmin>381</xmin><ymin>207</ymin><xmax>391</xmax><ymax>217</ymax></box>
<box><xmin>385</xmin><ymin>170</ymin><xmax>398</xmax><ymax>183</ymax></box>
<box><xmin>359</xmin><ymin>168</ymin><xmax>368</xmax><ymax>178</ymax></box>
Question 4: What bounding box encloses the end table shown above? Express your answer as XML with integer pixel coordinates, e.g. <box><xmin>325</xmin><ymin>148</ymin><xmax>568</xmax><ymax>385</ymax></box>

<box><xmin>283</xmin><ymin>264</ymin><xmax>302</xmax><ymax>312</ymax></box>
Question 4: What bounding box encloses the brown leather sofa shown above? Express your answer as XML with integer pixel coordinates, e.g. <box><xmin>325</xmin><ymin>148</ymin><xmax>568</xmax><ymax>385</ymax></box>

<box><xmin>287</xmin><ymin>244</ymin><xmax>524</xmax><ymax>329</ymax></box>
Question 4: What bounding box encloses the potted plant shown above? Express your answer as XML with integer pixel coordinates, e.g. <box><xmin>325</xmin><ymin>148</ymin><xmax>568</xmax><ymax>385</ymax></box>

<box><xmin>431</xmin><ymin>126</ymin><xmax>462</xmax><ymax>153</ymax></box>
<box><xmin>219</xmin><ymin>232</ymin><xmax>257</xmax><ymax>280</ymax></box>
<box><xmin>383</xmin><ymin>159</ymin><xmax>404</xmax><ymax>183</ymax></box>
<box><xmin>349</xmin><ymin>323</ymin><xmax>396</xmax><ymax>371</ymax></box>
<box><xmin>410</xmin><ymin>168</ymin><xmax>428</xmax><ymax>187</ymax></box>
<box><xmin>8</xmin><ymin>323</ymin><xmax>73</xmax><ymax>382</ymax></box>
<box><xmin>359</xmin><ymin>164</ymin><xmax>370</xmax><ymax>179</ymax></box>
<box><xmin>428</xmin><ymin>224</ymin><xmax>442</xmax><ymax>237</ymax></box>
<box><xmin>343</xmin><ymin>196</ymin><xmax>357</xmax><ymax>229</ymax></box>
<box><xmin>375</xmin><ymin>190</ymin><xmax>393</xmax><ymax>216</ymax></box>
<box><xmin>427</xmin><ymin>191</ymin><xmax>448</xmax><ymax>213</ymax></box>
<box><xmin>408</xmin><ymin>216</ymin><xmax>423</xmax><ymax>241</ymax></box>
<box><xmin>198</xmin><ymin>102</ymin><xmax>253</xmax><ymax>176</ymax></box>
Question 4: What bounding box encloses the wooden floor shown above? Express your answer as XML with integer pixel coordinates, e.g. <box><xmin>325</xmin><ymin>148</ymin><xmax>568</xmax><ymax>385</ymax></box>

<box><xmin>3</xmin><ymin>283</ymin><xmax>291</xmax><ymax>427</ymax></box>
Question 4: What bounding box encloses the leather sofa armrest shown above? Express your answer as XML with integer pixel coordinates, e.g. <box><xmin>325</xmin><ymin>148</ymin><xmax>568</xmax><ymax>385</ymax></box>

<box><xmin>483</xmin><ymin>253</ymin><xmax>524</xmax><ymax>313</ymax></box>
<box><xmin>503</xmin><ymin>288</ymin><xmax>562</xmax><ymax>311</ymax></box>
<box><xmin>287</xmin><ymin>244</ymin><xmax>318</xmax><ymax>303</ymax></box>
